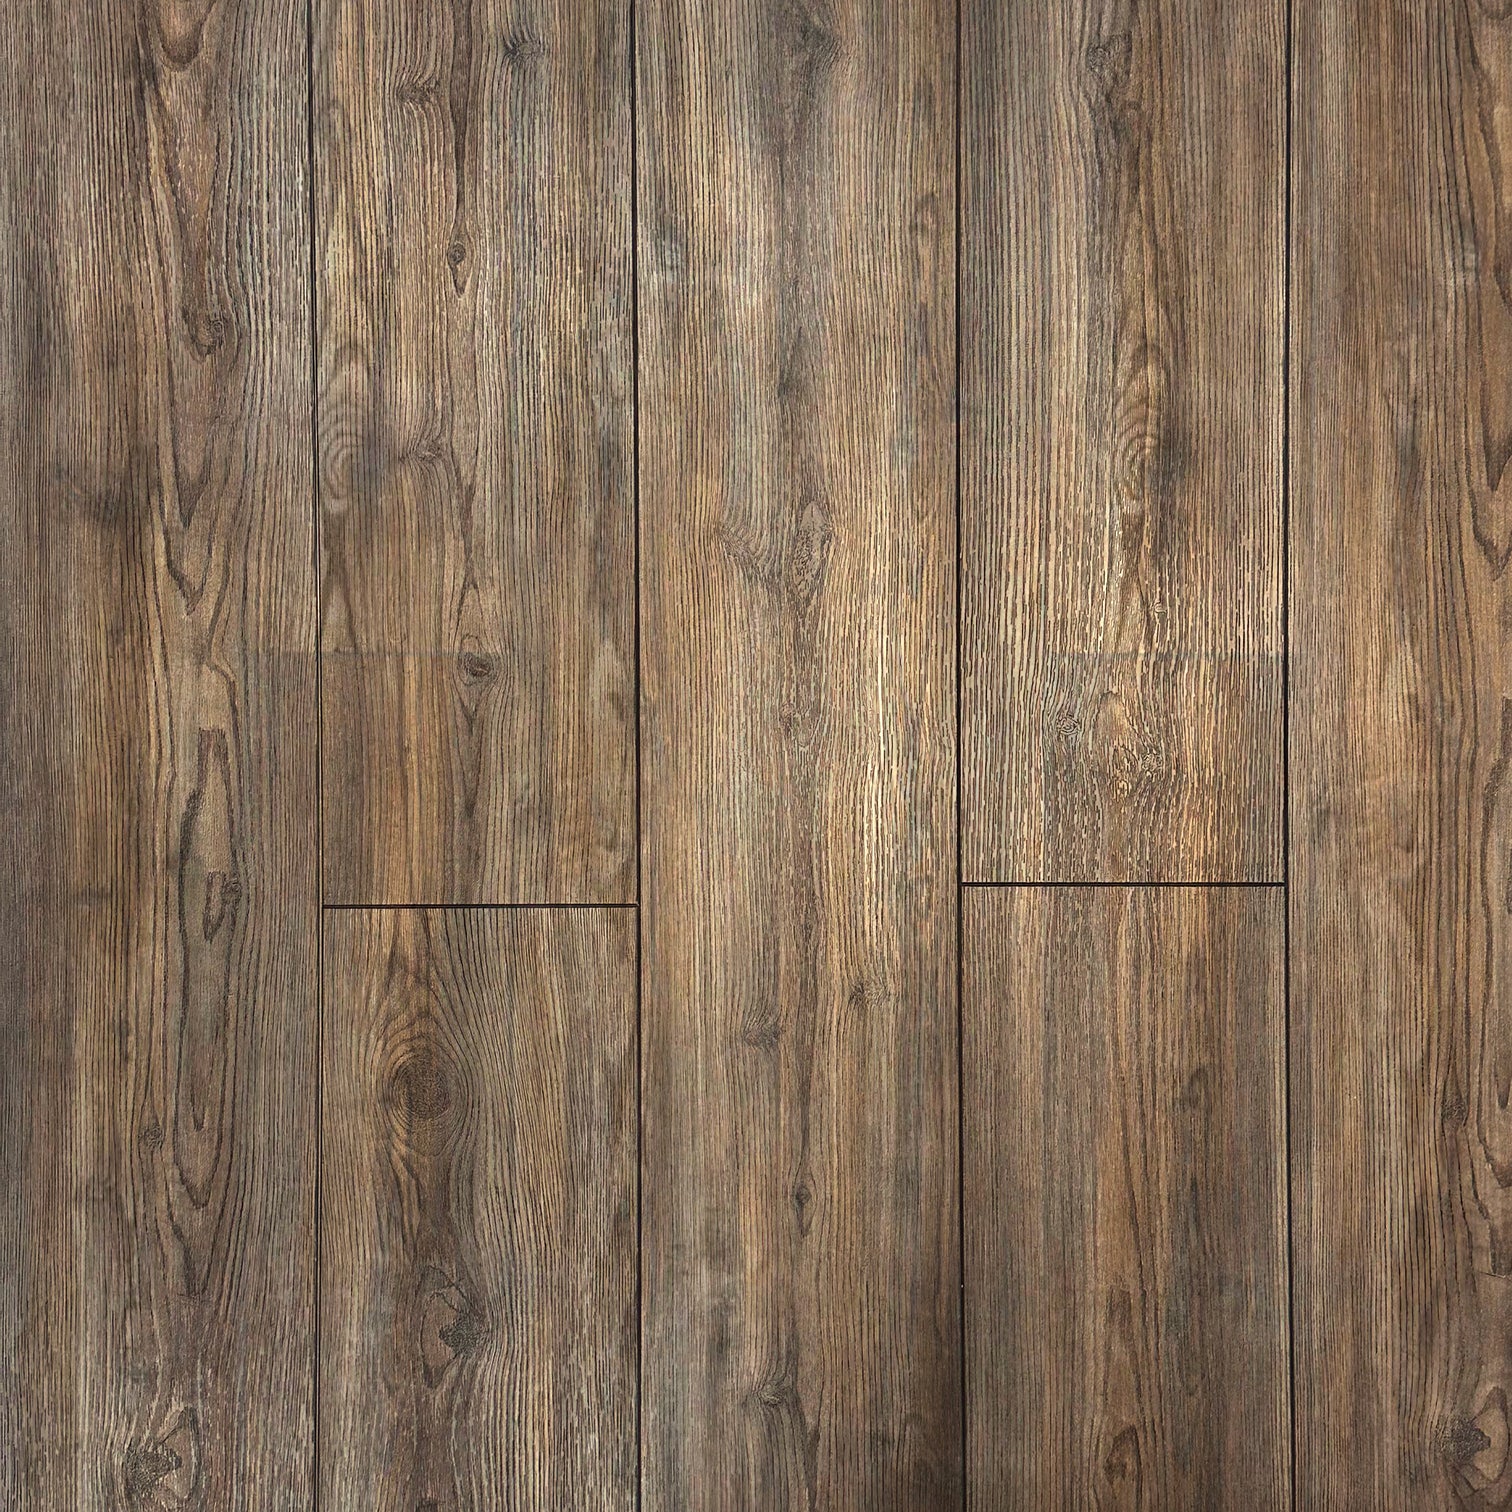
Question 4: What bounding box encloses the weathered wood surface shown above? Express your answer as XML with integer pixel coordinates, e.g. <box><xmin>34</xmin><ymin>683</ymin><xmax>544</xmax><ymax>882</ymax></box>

<box><xmin>961</xmin><ymin>0</ymin><xmax>1285</xmax><ymax>883</ymax></box>
<box><xmin>317</xmin><ymin>0</ymin><xmax>636</xmax><ymax>905</ymax></box>
<box><xmin>964</xmin><ymin>885</ymin><xmax>1289</xmax><ymax>1508</ymax></box>
<box><xmin>1292</xmin><ymin>0</ymin><xmax>1512</xmax><ymax>1501</ymax></box>
<box><xmin>0</xmin><ymin>0</ymin><xmax>317</xmax><ymax>1501</ymax></box>
<box><xmin>637</xmin><ymin>0</ymin><xmax>961</xmax><ymax>1504</ymax></box>
<box><xmin>320</xmin><ymin>906</ymin><xmax>636</xmax><ymax>1507</ymax></box>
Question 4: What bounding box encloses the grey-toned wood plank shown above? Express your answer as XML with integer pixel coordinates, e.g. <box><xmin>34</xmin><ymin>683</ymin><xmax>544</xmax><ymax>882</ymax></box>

<box><xmin>321</xmin><ymin>906</ymin><xmax>636</xmax><ymax>1507</ymax></box>
<box><xmin>962</xmin><ymin>0</ymin><xmax>1285</xmax><ymax>883</ymax></box>
<box><xmin>1293</xmin><ymin>0</ymin><xmax>1512</xmax><ymax>1501</ymax></box>
<box><xmin>637</xmin><ymin>2</ymin><xmax>960</xmax><ymax>1505</ymax></box>
<box><xmin>964</xmin><ymin>885</ymin><xmax>1289</xmax><ymax>1507</ymax></box>
<box><xmin>0</xmin><ymin>0</ymin><xmax>316</xmax><ymax>1501</ymax></box>
<box><xmin>316</xmin><ymin>0</ymin><xmax>636</xmax><ymax>905</ymax></box>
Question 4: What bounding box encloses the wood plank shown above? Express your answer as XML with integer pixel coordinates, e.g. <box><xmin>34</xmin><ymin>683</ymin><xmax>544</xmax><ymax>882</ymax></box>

<box><xmin>1292</xmin><ymin>0</ymin><xmax>1512</xmax><ymax>1501</ymax></box>
<box><xmin>320</xmin><ymin>906</ymin><xmax>636</xmax><ymax>1507</ymax></box>
<box><xmin>0</xmin><ymin>1</ymin><xmax>316</xmax><ymax>1503</ymax></box>
<box><xmin>316</xmin><ymin>0</ymin><xmax>636</xmax><ymax>906</ymax></box>
<box><xmin>637</xmin><ymin>4</ymin><xmax>959</xmax><ymax>1506</ymax></box>
<box><xmin>961</xmin><ymin>0</ymin><xmax>1285</xmax><ymax>883</ymax></box>
<box><xmin>963</xmin><ymin>885</ymin><xmax>1288</xmax><ymax>1506</ymax></box>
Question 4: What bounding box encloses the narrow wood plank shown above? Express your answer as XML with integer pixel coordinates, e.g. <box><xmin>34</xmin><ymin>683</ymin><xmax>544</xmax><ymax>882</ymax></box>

<box><xmin>321</xmin><ymin>907</ymin><xmax>636</xmax><ymax>1507</ymax></box>
<box><xmin>316</xmin><ymin>0</ymin><xmax>635</xmax><ymax>906</ymax></box>
<box><xmin>964</xmin><ymin>885</ymin><xmax>1288</xmax><ymax>1506</ymax></box>
<box><xmin>961</xmin><ymin>0</ymin><xmax>1285</xmax><ymax>883</ymax></box>
<box><xmin>0</xmin><ymin>1</ymin><xmax>315</xmax><ymax>1503</ymax></box>
<box><xmin>638</xmin><ymin>5</ymin><xmax>959</xmax><ymax>1506</ymax></box>
<box><xmin>1293</xmin><ymin>1</ymin><xmax>1512</xmax><ymax>1501</ymax></box>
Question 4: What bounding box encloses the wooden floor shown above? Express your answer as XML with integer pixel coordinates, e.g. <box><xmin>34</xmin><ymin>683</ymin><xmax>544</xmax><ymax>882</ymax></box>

<box><xmin>1</xmin><ymin>0</ymin><xmax>1504</xmax><ymax>1507</ymax></box>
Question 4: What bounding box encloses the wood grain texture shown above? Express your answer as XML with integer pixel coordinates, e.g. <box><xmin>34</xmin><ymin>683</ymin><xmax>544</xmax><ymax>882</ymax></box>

<box><xmin>0</xmin><ymin>0</ymin><xmax>316</xmax><ymax>1504</ymax></box>
<box><xmin>321</xmin><ymin>907</ymin><xmax>635</xmax><ymax>1508</ymax></box>
<box><xmin>963</xmin><ymin>885</ymin><xmax>1288</xmax><ymax>1507</ymax></box>
<box><xmin>637</xmin><ymin>3</ymin><xmax>959</xmax><ymax>1506</ymax></box>
<box><xmin>316</xmin><ymin>0</ymin><xmax>635</xmax><ymax>906</ymax></box>
<box><xmin>1292</xmin><ymin>1</ymin><xmax>1512</xmax><ymax>1502</ymax></box>
<box><xmin>961</xmin><ymin>0</ymin><xmax>1285</xmax><ymax>884</ymax></box>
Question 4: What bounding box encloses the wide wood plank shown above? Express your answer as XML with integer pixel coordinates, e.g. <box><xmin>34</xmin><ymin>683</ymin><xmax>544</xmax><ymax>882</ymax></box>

<box><xmin>321</xmin><ymin>906</ymin><xmax>636</xmax><ymax>1506</ymax></box>
<box><xmin>637</xmin><ymin>4</ymin><xmax>959</xmax><ymax>1505</ymax></box>
<box><xmin>964</xmin><ymin>885</ymin><xmax>1288</xmax><ymax>1507</ymax></box>
<box><xmin>1292</xmin><ymin>1</ymin><xmax>1512</xmax><ymax>1501</ymax></box>
<box><xmin>316</xmin><ymin>0</ymin><xmax>635</xmax><ymax>906</ymax></box>
<box><xmin>961</xmin><ymin>0</ymin><xmax>1285</xmax><ymax>883</ymax></box>
<box><xmin>0</xmin><ymin>1</ymin><xmax>316</xmax><ymax>1503</ymax></box>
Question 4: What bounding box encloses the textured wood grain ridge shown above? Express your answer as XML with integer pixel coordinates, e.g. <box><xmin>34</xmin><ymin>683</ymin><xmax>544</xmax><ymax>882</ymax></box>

<box><xmin>964</xmin><ymin>885</ymin><xmax>1289</xmax><ymax>1508</ymax></box>
<box><xmin>316</xmin><ymin>0</ymin><xmax>636</xmax><ymax>905</ymax></box>
<box><xmin>962</xmin><ymin>0</ymin><xmax>1285</xmax><ymax>883</ymax></box>
<box><xmin>638</xmin><ymin>2</ymin><xmax>960</xmax><ymax>1506</ymax></box>
<box><xmin>1292</xmin><ymin>0</ymin><xmax>1512</xmax><ymax>1502</ymax></box>
<box><xmin>321</xmin><ymin>907</ymin><xmax>636</xmax><ymax>1508</ymax></box>
<box><xmin>0</xmin><ymin>1</ymin><xmax>316</xmax><ymax>1503</ymax></box>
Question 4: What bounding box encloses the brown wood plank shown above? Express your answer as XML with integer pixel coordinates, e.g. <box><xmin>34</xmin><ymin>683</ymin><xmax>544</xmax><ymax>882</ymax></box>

<box><xmin>963</xmin><ymin>885</ymin><xmax>1288</xmax><ymax>1506</ymax></box>
<box><xmin>316</xmin><ymin>0</ymin><xmax>635</xmax><ymax>906</ymax></box>
<box><xmin>320</xmin><ymin>906</ymin><xmax>636</xmax><ymax>1507</ymax></box>
<box><xmin>961</xmin><ymin>0</ymin><xmax>1285</xmax><ymax>884</ymax></box>
<box><xmin>0</xmin><ymin>1</ymin><xmax>316</xmax><ymax>1503</ymax></box>
<box><xmin>637</xmin><ymin>4</ymin><xmax>959</xmax><ymax>1506</ymax></box>
<box><xmin>1292</xmin><ymin>1</ymin><xmax>1512</xmax><ymax>1501</ymax></box>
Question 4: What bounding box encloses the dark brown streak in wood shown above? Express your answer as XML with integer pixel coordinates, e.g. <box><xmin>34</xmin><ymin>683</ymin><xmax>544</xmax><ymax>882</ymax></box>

<box><xmin>0</xmin><ymin>0</ymin><xmax>316</xmax><ymax>1505</ymax></box>
<box><xmin>1463</xmin><ymin>0</ymin><xmax>1512</xmax><ymax>573</ymax></box>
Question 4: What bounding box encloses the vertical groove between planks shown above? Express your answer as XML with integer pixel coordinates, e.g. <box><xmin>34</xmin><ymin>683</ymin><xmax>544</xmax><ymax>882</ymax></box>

<box><xmin>307</xmin><ymin>0</ymin><xmax>323</xmax><ymax>1497</ymax></box>
<box><xmin>1281</xmin><ymin>0</ymin><xmax>1296</xmax><ymax>1500</ymax></box>
<box><xmin>954</xmin><ymin>0</ymin><xmax>967</xmax><ymax>1503</ymax></box>
<box><xmin>629</xmin><ymin>0</ymin><xmax>645</xmax><ymax>1507</ymax></box>
<box><xmin>630</xmin><ymin>0</ymin><xmax>652</xmax><ymax>1486</ymax></box>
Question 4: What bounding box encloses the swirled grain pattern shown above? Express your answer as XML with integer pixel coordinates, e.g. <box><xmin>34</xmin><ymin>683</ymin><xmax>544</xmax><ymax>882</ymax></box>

<box><xmin>0</xmin><ymin>0</ymin><xmax>317</xmax><ymax>1502</ymax></box>
<box><xmin>320</xmin><ymin>906</ymin><xmax>636</xmax><ymax>1508</ymax></box>
<box><xmin>316</xmin><ymin>0</ymin><xmax>636</xmax><ymax>906</ymax></box>
<box><xmin>1293</xmin><ymin>0</ymin><xmax>1512</xmax><ymax>1501</ymax></box>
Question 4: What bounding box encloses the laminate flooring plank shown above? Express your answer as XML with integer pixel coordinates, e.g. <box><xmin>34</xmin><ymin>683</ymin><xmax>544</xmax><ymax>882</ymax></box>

<box><xmin>637</xmin><ymin>5</ymin><xmax>959</xmax><ymax>1507</ymax></box>
<box><xmin>961</xmin><ymin>0</ymin><xmax>1285</xmax><ymax>884</ymax></box>
<box><xmin>1292</xmin><ymin>1</ymin><xmax>1512</xmax><ymax>1501</ymax></box>
<box><xmin>320</xmin><ymin>906</ymin><xmax>636</xmax><ymax>1508</ymax></box>
<box><xmin>0</xmin><ymin>1</ymin><xmax>316</xmax><ymax>1503</ymax></box>
<box><xmin>963</xmin><ymin>885</ymin><xmax>1289</xmax><ymax>1507</ymax></box>
<box><xmin>316</xmin><ymin>0</ymin><xmax>635</xmax><ymax>906</ymax></box>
